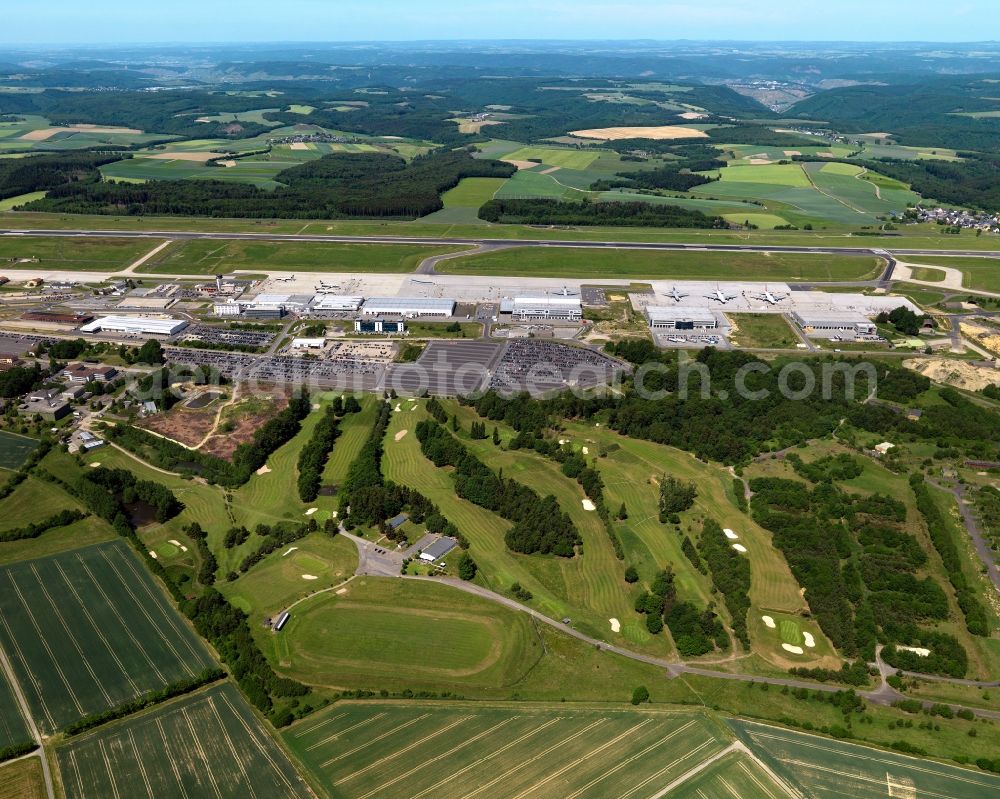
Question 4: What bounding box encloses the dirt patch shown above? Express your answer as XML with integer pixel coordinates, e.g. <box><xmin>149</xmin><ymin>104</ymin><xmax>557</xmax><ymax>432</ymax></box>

<box><xmin>569</xmin><ymin>126</ymin><xmax>708</xmax><ymax>141</ymax></box>
<box><xmin>678</xmin><ymin>112</ymin><xmax>707</xmax><ymax>120</ymax></box>
<box><xmin>816</xmin><ymin>151</ymin><xmax>835</xmax><ymax>158</ymax></box>
<box><xmin>455</xmin><ymin>119</ymin><xmax>502</xmax><ymax>134</ymax></box>
<box><xmin>146</xmin><ymin>151</ymin><xmax>224</xmax><ymax>162</ymax></box>
<box><xmin>906</xmin><ymin>356</ymin><xmax>1000</xmax><ymax>391</ymax></box>
<box><xmin>20</xmin><ymin>124</ymin><xmax>142</xmax><ymax>141</ymax></box>
<box><xmin>748</xmin><ymin>158</ymin><xmax>773</xmax><ymax>165</ymax></box>
<box><xmin>501</xmin><ymin>159</ymin><xmax>539</xmax><ymax>170</ymax></box>
<box><xmin>960</xmin><ymin>322</ymin><xmax>1000</xmax><ymax>357</ymax></box>
<box><xmin>289</xmin><ymin>142</ymin><xmax>310</xmax><ymax>150</ymax></box>
<box><xmin>783</xmin><ymin>150</ymin><xmax>802</xmax><ymax>156</ymax></box>
<box><xmin>217</xmin><ymin>159</ymin><xmax>237</xmax><ymax>168</ymax></box>
<box><xmin>539</xmin><ymin>166</ymin><xmax>562</xmax><ymax>175</ymax></box>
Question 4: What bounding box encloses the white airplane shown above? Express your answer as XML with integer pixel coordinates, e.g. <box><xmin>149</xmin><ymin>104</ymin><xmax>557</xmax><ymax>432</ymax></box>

<box><xmin>705</xmin><ymin>287</ymin><xmax>738</xmax><ymax>304</ymax></box>
<box><xmin>274</xmin><ymin>274</ymin><xmax>296</xmax><ymax>282</ymax></box>
<box><xmin>752</xmin><ymin>286</ymin><xmax>787</xmax><ymax>305</ymax></box>
<box><xmin>663</xmin><ymin>286</ymin><xmax>688</xmax><ymax>303</ymax></box>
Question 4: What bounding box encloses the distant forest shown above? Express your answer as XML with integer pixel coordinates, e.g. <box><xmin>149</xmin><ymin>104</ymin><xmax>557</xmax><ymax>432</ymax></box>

<box><xmin>27</xmin><ymin>150</ymin><xmax>515</xmax><ymax>219</ymax></box>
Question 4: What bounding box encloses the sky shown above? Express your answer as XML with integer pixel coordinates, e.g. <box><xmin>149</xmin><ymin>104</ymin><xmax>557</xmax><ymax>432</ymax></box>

<box><xmin>2</xmin><ymin>1</ymin><xmax>996</xmax><ymax>45</ymax></box>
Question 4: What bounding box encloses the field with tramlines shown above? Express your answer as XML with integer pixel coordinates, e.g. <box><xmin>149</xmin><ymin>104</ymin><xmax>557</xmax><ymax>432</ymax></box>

<box><xmin>57</xmin><ymin>683</ymin><xmax>313</xmax><ymax>799</ymax></box>
<box><xmin>286</xmin><ymin>703</ymin><xmax>730</xmax><ymax>799</ymax></box>
<box><xmin>0</xmin><ymin>540</ymin><xmax>215</xmax><ymax>732</ymax></box>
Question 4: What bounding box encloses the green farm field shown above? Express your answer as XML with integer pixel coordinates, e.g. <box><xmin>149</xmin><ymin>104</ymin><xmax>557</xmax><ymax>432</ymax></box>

<box><xmin>138</xmin><ymin>238</ymin><xmax>467</xmax><ymax>274</ymax></box>
<box><xmin>438</xmin><ymin>247</ymin><xmax>882</xmax><ymax>281</ymax></box>
<box><xmin>500</xmin><ymin>145</ymin><xmax>601</xmax><ymax>170</ymax></box>
<box><xmin>269</xmin><ymin>577</ymin><xmax>544</xmax><ymax>694</ymax></box>
<box><xmin>732</xmin><ymin>719</ymin><xmax>1000</xmax><ymax>799</ymax></box>
<box><xmin>667</xmin><ymin>750</ymin><xmax>792</xmax><ymax>799</ymax></box>
<box><xmin>423</xmin><ymin>177</ymin><xmax>509</xmax><ymax>224</ymax></box>
<box><xmin>0</xmin><ymin>665</ymin><xmax>30</xmax><ymax>751</ymax></box>
<box><xmin>0</xmin><ymin>430</ymin><xmax>39</xmax><ymax>471</ymax></box>
<box><xmin>0</xmin><ymin>475</ymin><xmax>84</xmax><ymax>530</ymax></box>
<box><xmin>0</xmin><ymin>758</ymin><xmax>45</xmax><ymax>799</ymax></box>
<box><xmin>0</xmin><ymin>540</ymin><xmax>216</xmax><ymax>733</ymax></box>
<box><xmin>56</xmin><ymin>682</ymin><xmax>312</xmax><ymax>799</ymax></box>
<box><xmin>0</xmin><ymin>236</ymin><xmax>165</xmax><ymax>271</ymax></box>
<box><xmin>285</xmin><ymin>703</ymin><xmax>729</xmax><ymax>799</ymax></box>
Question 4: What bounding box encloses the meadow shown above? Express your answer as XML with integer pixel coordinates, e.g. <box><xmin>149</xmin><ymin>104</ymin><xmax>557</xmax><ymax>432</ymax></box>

<box><xmin>56</xmin><ymin>683</ymin><xmax>312</xmax><ymax>799</ymax></box>
<box><xmin>727</xmin><ymin>313</ymin><xmax>800</xmax><ymax>348</ymax></box>
<box><xmin>0</xmin><ymin>475</ymin><xmax>85</xmax><ymax>530</ymax></box>
<box><xmin>901</xmin><ymin>254</ymin><xmax>1000</xmax><ymax>293</ymax></box>
<box><xmin>0</xmin><ymin>540</ymin><xmax>216</xmax><ymax>733</ymax></box>
<box><xmin>437</xmin><ymin>247</ymin><xmax>882</xmax><ymax>281</ymax></box>
<box><xmin>285</xmin><ymin>703</ymin><xmax>730</xmax><ymax>799</ymax></box>
<box><xmin>0</xmin><ymin>430</ymin><xmax>39</xmax><ymax>471</ymax></box>
<box><xmin>423</xmin><ymin>177</ymin><xmax>509</xmax><ymax>224</ymax></box>
<box><xmin>0</xmin><ymin>236</ymin><xmax>165</xmax><ymax>271</ymax></box>
<box><xmin>138</xmin><ymin>238</ymin><xmax>467</xmax><ymax>275</ymax></box>
<box><xmin>732</xmin><ymin>719</ymin><xmax>1000</xmax><ymax>799</ymax></box>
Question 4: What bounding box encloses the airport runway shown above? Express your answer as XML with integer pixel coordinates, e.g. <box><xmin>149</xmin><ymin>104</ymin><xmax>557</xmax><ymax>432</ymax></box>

<box><xmin>2</xmin><ymin>227</ymin><xmax>1000</xmax><ymax>260</ymax></box>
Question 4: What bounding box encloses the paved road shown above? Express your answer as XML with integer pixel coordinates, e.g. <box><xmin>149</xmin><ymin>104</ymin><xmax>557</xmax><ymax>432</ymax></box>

<box><xmin>929</xmin><ymin>479</ymin><xmax>1000</xmax><ymax>597</ymax></box>
<box><xmin>3</xmin><ymin>227</ymin><xmax>1000</xmax><ymax>260</ymax></box>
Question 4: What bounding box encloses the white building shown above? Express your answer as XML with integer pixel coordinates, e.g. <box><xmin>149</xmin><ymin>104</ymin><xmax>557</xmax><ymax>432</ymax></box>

<box><xmin>213</xmin><ymin>302</ymin><xmax>243</xmax><ymax>317</ymax></box>
<box><xmin>361</xmin><ymin>297</ymin><xmax>456</xmax><ymax>318</ymax></box>
<box><xmin>79</xmin><ymin>316</ymin><xmax>188</xmax><ymax>336</ymax></box>
<box><xmin>508</xmin><ymin>296</ymin><xmax>582</xmax><ymax>322</ymax></box>
<box><xmin>250</xmin><ymin>293</ymin><xmax>313</xmax><ymax>312</ymax></box>
<box><xmin>646</xmin><ymin>306</ymin><xmax>718</xmax><ymax>330</ymax></box>
<box><xmin>290</xmin><ymin>338</ymin><xmax>326</xmax><ymax>349</ymax></box>
<box><xmin>792</xmin><ymin>311</ymin><xmax>877</xmax><ymax>336</ymax></box>
<box><xmin>310</xmin><ymin>295</ymin><xmax>364</xmax><ymax>312</ymax></box>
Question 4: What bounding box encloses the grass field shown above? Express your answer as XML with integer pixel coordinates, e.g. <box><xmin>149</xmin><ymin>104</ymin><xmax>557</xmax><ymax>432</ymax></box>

<box><xmin>501</xmin><ymin>146</ymin><xmax>601</xmax><ymax>170</ymax></box>
<box><xmin>56</xmin><ymin>682</ymin><xmax>312</xmax><ymax>799</ymax></box>
<box><xmin>138</xmin><ymin>238</ymin><xmax>467</xmax><ymax>275</ymax></box>
<box><xmin>908</xmin><ymin>265</ymin><xmax>948</xmax><ymax>282</ymax></box>
<box><xmin>0</xmin><ymin>236</ymin><xmax>165</xmax><ymax>271</ymax></box>
<box><xmin>0</xmin><ymin>758</ymin><xmax>45</xmax><ymax>799</ymax></box>
<box><xmin>285</xmin><ymin>703</ymin><xmax>729</xmax><ymax>799</ymax></box>
<box><xmin>440</xmin><ymin>177</ymin><xmax>507</xmax><ymax>207</ymax></box>
<box><xmin>0</xmin><ymin>665</ymin><xmax>30</xmax><ymax>751</ymax></box>
<box><xmin>0</xmin><ymin>475</ymin><xmax>84</xmax><ymax>531</ymax></box>
<box><xmin>668</xmin><ymin>750</ymin><xmax>792</xmax><ymax>798</ymax></box>
<box><xmin>267</xmin><ymin>577</ymin><xmax>544</xmax><ymax>695</ymax></box>
<box><xmin>493</xmin><ymin>169</ymin><xmax>576</xmax><ymax>200</ymax></box>
<box><xmin>0</xmin><ymin>431</ymin><xmax>39</xmax><ymax>471</ymax></box>
<box><xmin>438</xmin><ymin>247</ymin><xmax>882</xmax><ymax>282</ymax></box>
<box><xmin>901</xmin><ymin>255</ymin><xmax>1000</xmax><ymax>293</ymax></box>
<box><xmin>0</xmin><ymin>191</ymin><xmax>46</xmax><ymax>211</ymax></box>
<box><xmin>0</xmin><ymin>540</ymin><xmax>215</xmax><ymax>733</ymax></box>
<box><xmin>732</xmin><ymin>718</ymin><xmax>1000</xmax><ymax>799</ymax></box>
<box><xmin>727</xmin><ymin>314</ymin><xmax>800</xmax><ymax>348</ymax></box>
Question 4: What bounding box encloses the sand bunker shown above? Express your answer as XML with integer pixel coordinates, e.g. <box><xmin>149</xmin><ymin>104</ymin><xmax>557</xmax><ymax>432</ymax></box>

<box><xmin>301</xmin><ymin>574</ymin><xmax>318</xmax><ymax>580</ymax></box>
<box><xmin>89</xmin><ymin>462</ymin><xmax>101</xmax><ymax>468</ymax></box>
<box><xmin>168</xmin><ymin>539</ymin><xmax>182</xmax><ymax>547</ymax></box>
<box><xmin>732</xmin><ymin>543</ymin><xmax>748</xmax><ymax>553</ymax></box>
<box><xmin>394</xmin><ymin>429</ymin><xmax>409</xmax><ymax>441</ymax></box>
<box><xmin>762</xmin><ymin>615</ymin><xmax>776</xmax><ymax>629</ymax></box>
<box><xmin>570</xmin><ymin>126</ymin><xmax>709</xmax><ymax>141</ymax></box>
<box><xmin>180</xmin><ymin>545</ymin><xmax>188</xmax><ymax>552</ymax></box>
<box><xmin>149</xmin><ymin>551</ymin><xmax>158</xmax><ymax>559</ymax></box>
<box><xmin>146</xmin><ymin>151</ymin><xmax>224</xmax><ymax>162</ymax></box>
<box><xmin>282</xmin><ymin>547</ymin><xmax>299</xmax><ymax>557</ymax></box>
<box><xmin>898</xmin><ymin>645</ymin><xmax>931</xmax><ymax>657</ymax></box>
<box><xmin>609</xmin><ymin>618</ymin><xmax>621</xmax><ymax>633</ymax></box>
<box><xmin>336</xmin><ymin>587</ymin><xmax>348</xmax><ymax>595</ymax></box>
<box><xmin>394</xmin><ymin>403</ymin><xmax>402</xmax><ymax>412</ymax></box>
<box><xmin>305</xmin><ymin>508</ymin><xmax>318</xmax><ymax>516</ymax></box>
<box><xmin>501</xmin><ymin>159</ymin><xmax>538</xmax><ymax>170</ymax></box>
<box><xmin>582</xmin><ymin>446</ymin><xmax>589</xmax><ymax>455</ymax></box>
<box><xmin>582</xmin><ymin>499</ymin><xmax>597</xmax><ymax>511</ymax></box>
<box><xmin>256</xmin><ymin>464</ymin><xmax>272</xmax><ymax>475</ymax></box>
<box><xmin>782</xmin><ymin>643</ymin><xmax>805</xmax><ymax>655</ymax></box>
<box><xmin>289</xmin><ymin>142</ymin><xmax>310</xmax><ymax>150</ymax></box>
<box><xmin>723</xmin><ymin>528</ymin><xmax>739</xmax><ymax>540</ymax></box>
<box><xmin>803</xmin><ymin>631</ymin><xmax>816</xmax><ymax>648</ymax></box>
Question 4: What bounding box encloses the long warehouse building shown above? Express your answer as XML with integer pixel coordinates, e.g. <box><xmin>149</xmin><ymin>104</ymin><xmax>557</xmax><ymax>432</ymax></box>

<box><xmin>792</xmin><ymin>311</ymin><xmax>878</xmax><ymax>336</ymax></box>
<box><xmin>361</xmin><ymin>297</ymin><xmax>456</xmax><ymax>318</ymax></box>
<box><xmin>79</xmin><ymin>316</ymin><xmax>189</xmax><ymax>336</ymax></box>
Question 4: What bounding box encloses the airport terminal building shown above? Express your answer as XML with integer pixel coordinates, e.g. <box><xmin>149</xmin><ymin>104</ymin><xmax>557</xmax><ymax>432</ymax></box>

<box><xmin>503</xmin><ymin>296</ymin><xmax>583</xmax><ymax>322</ymax></box>
<box><xmin>361</xmin><ymin>297</ymin><xmax>456</xmax><ymax>318</ymax></box>
<box><xmin>646</xmin><ymin>306</ymin><xmax>718</xmax><ymax>330</ymax></box>
<box><xmin>79</xmin><ymin>316</ymin><xmax>189</xmax><ymax>337</ymax></box>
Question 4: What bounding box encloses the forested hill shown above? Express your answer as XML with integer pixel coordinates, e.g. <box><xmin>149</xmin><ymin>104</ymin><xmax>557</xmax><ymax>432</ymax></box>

<box><xmin>26</xmin><ymin>150</ymin><xmax>516</xmax><ymax>219</ymax></box>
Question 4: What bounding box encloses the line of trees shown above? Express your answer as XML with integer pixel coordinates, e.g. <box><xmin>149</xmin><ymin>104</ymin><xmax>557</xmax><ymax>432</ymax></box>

<box><xmin>697</xmin><ymin>519</ymin><xmax>751</xmax><ymax>648</ymax></box>
<box><xmin>0</xmin><ymin>508</ymin><xmax>86</xmax><ymax>543</ymax></box>
<box><xmin>416</xmin><ymin>419</ymin><xmax>580</xmax><ymax>557</ymax></box>
<box><xmin>297</xmin><ymin>404</ymin><xmax>345</xmax><ymax>502</ymax></box>
<box><xmin>478</xmin><ymin>198</ymin><xmax>725</xmax><ymax>228</ymax></box>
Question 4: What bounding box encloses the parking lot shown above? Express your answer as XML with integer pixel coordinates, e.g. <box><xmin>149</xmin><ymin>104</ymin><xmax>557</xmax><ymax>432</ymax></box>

<box><xmin>384</xmin><ymin>340</ymin><xmax>502</xmax><ymax>396</ymax></box>
<box><xmin>489</xmin><ymin>339</ymin><xmax>627</xmax><ymax>396</ymax></box>
<box><xmin>182</xmin><ymin>324</ymin><xmax>275</xmax><ymax>350</ymax></box>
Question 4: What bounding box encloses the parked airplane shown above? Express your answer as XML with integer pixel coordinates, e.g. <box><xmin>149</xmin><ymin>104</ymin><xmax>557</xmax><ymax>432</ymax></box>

<box><xmin>664</xmin><ymin>286</ymin><xmax>688</xmax><ymax>303</ymax></box>
<box><xmin>705</xmin><ymin>287</ymin><xmax>738</xmax><ymax>304</ymax></box>
<box><xmin>274</xmin><ymin>274</ymin><xmax>296</xmax><ymax>282</ymax></box>
<box><xmin>752</xmin><ymin>286</ymin><xmax>787</xmax><ymax>305</ymax></box>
